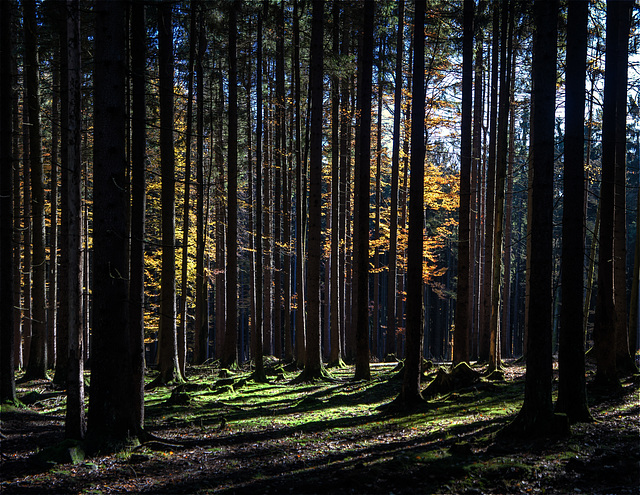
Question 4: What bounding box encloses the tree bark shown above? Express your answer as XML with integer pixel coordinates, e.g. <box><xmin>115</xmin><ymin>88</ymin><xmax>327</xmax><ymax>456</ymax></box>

<box><xmin>454</xmin><ymin>0</ymin><xmax>474</xmax><ymax>366</ymax></box>
<box><xmin>502</xmin><ymin>0</ymin><xmax>568</xmax><ymax>438</ymax></box>
<box><xmin>0</xmin><ymin>0</ymin><xmax>16</xmax><ymax>403</ymax></box>
<box><xmin>222</xmin><ymin>1</ymin><xmax>239</xmax><ymax>369</ymax></box>
<box><xmin>157</xmin><ymin>1</ymin><xmax>182</xmax><ymax>384</ymax></box>
<box><xmin>88</xmin><ymin>0</ymin><xmax>139</xmax><ymax>449</ymax></box>
<box><xmin>23</xmin><ymin>0</ymin><xmax>48</xmax><ymax>380</ymax></box>
<box><xmin>354</xmin><ymin>0</ymin><xmax>374</xmax><ymax>381</ymax></box>
<box><xmin>398</xmin><ymin>0</ymin><xmax>426</xmax><ymax>406</ymax></box>
<box><xmin>556</xmin><ymin>0</ymin><xmax>592</xmax><ymax>424</ymax></box>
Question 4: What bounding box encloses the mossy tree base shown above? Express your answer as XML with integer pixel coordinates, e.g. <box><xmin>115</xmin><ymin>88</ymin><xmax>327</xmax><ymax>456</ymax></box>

<box><xmin>423</xmin><ymin>362</ymin><xmax>481</xmax><ymax>398</ymax></box>
<box><xmin>499</xmin><ymin>410</ymin><xmax>570</xmax><ymax>440</ymax></box>
<box><xmin>290</xmin><ymin>366</ymin><xmax>332</xmax><ymax>384</ymax></box>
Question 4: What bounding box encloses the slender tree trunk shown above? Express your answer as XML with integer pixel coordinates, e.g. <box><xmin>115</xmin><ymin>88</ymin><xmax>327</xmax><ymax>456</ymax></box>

<box><xmin>454</xmin><ymin>0</ymin><xmax>474</xmax><ymax>366</ymax></box>
<box><xmin>24</xmin><ymin>0</ymin><xmax>48</xmax><ymax>380</ymax></box>
<box><xmin>293</xmin><ymin>0</ymin><xmax>306</xmax><ymax>366</ymax></box>
<box><xmin>593</xmin><ymin>0</ymin><xmax>626</xmax><ymax>391</ymax></box>
<box><xmin>251</xmin><ymin>2</ymin><xmax>266</xmax><ymax>382</ymax></box>
<box><xmin>556</xmin><ymin>0</ymin><xmax>592</xmax><ymax>423</ymax></box>
<box><xmin>65</xmin><ymin>0</ymin><xmax>85</xmax><ymax>440</ymax></box>
<box><xmin>157</xmin><ymin>1</ymin><xmax>182</xmax><ymax>384</ymax></box>
<box><xmin>398</xmin><ymin>0</ymin><xmax>426</xmax><ymax>406</ymax></box>
<box><xmin>354</xmin><ymin>1</ymin><xmax>374</xmax><ymax>381</ymax></box>
<box><xmin>178</xmin><ymin>2</ymin><xmax>197</xmax><ymax>377</ymax></box>
<box><xmin>329</xmin><ymin>1</ymin><xmax>343</xmax><ymax>367</ymax></box>
<box><xmin>373</xmin><ymin>43</ymin><xmax>383</xmax><ymax>362</ymax></box>
<box><xmin>300</xmin><ymin>0</ymin><xmax>326</xmax><ymax>381</ymax></box>
<box><xmin>222</xmin><ymin>2</ymin><xmax>239</xmax><ymax>369</ymax></box>
<box><xmin>613</xmin><ymin>0</ymin><xmax>636</xmax><ymax>375</ymax></box>
<box><xmin>48</xmin><ymin>53</ymin><xmax>59</xmax><ymax>370</ymax></box>
<box><xmin>489</xmin><ymin>1</ymin><xmax>513</xmax><ymax>373</ymax></box>
<box><xmin>129</xmin><ymin>0</ymin><xmax>147</xmax><ymax>431</ymax></box>
<box><xmin>386</xmin><ymin>0</ymin><xmax>403</xmax><ymax>359</ymax></box>
<box><xmin>194</xmin><ymin>6</ymin><xmax>207</xmax><ymax>364</ymax></box>
<box><xmin>53</xmin><ymin>15</ymin><xmax>69</xmax><ymax>384</ymax></box>
<box><xmin>0</xmin><ymin>0</ymin><xmax>16</xmax><ymax>403</ymax></box>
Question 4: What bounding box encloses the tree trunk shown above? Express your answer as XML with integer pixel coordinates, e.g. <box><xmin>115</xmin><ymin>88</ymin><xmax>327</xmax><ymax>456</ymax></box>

<box><xmin>556</xmin><ymin>0</ymin><xmax>592</xmax><ymax>424</ymax></box>
<box><xmin>398</xmin><ymin>0</ymin><xmax>426</xmax><ymax>406</ymax></box>
<box><xmin>194</xmin><ymin>7</ymin><xmax>207</xmax><ymax>364</ymax></box>
<box><xmin>386</xmin><ymin>0</ymin><xmax>404</xmax><ymax>360</ymax></box>
<box><xmin>300</xmin><ymin>0</ymin><xmax>326</xmax><ymax>381</ymax></box>
<box><xmin>293</xmin><ymin>0</ymin><xmax>306</xmax><ymax>366</ymax></box>
<box><xmin>612</xmin><ymin>0</ymin><xmax>636</xmax><ymax>376</ymax></box>
<box><xmin>503</xmin><ymin>0</ymin><xmax>567</xmax><ymax>438</ymax></box>
<box><xmin>88</xmin><ymin>0</ymin><xmax>140</xmax><ymax>449</ymax></box>
<box><xmin>354</xmin><ymin>1</ymin><xmax>374</xmax><ymax>381</ymax></box>
<box><xmin>157</xmin><ymin>1</ymin><xmax>182</xmax><ymax>384</ymax></box>
<box><xmin>454</xmin><ymin>0</ymin><xmax>474</xmax><ymax>366</ymax></box>
<box><xmin>593</xmin><ymin>0</ymin><xmax>626</xmax><ymax>391</ymax></box>
<box><xmin>48</xmin><ymin>49</ymin><xmax>59</xmax><ymax>370</ymax></box>
<box><xmin>65</xmin><ymin>0</ymin><xmax>85</xmax><ymax>440</ymax></box>
<box><xmin>251</xmin><ymin>3</ymin><xmax>266</xmax><ymax>382</ymax></box>
<box><xmin>129</xmin><ymin>0</ymin><xmax>147</xmax><ymax>431</ymax></box>
<box><xmin>0</xmin><ymin>0</ymin><xmax>16</xmax><ymax>403</ymax></box>
<box><xmin>178</xmin><ymin>2</ymin><xmax>197</xmax><ymax>378</ymax></box>
<box><xmin>23</xmin><ymin>0</ymin><xmax>48</xmax><ymax>380</ymax></box>
<box><xmin>222</xmin><ymin>2</ymin><xmax>239</xmax><ymax>369</ymax></box>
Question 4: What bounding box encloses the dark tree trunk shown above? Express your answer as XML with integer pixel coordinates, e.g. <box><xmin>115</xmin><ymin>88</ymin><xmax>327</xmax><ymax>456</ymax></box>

<box><xmin>24</xmin><ymin>0</ymin><xmax>48</xmax><ymax>380</ymax></box>
<box><xmin>293</xmin><ymin>0</ymin><xmax>306</xmax><ymax>366</ymax></box>
<box><xmin>593</xmin><ymin>0</ymin><xmax>625</xmax><ymax>391</ymax></box>
<box><xmin>48</xmin><ymin>46</ymin><xmax>59</xmax><ymax>370</ymax></box>
<box><xmin>353</xmin><ymin>0</ymin><xmax>374</xmax><ymax>381</ymax></box>
<box><xmin>88</xmin><ymin>0</ymin><xmax>139</xmax><ymax>449</ymax></box>
<box><xmin>454</xmin><ymin>0</ymin><xmax>474</xmax><ymax>366</ymax></box>
<box><xmin>612</xmin><ymin>0</ymin><xmax>636</xmax><ymax>376</ymax></box>
<box><xmin>386</xmin><ymin>0</ymin><xmax>404</xmax><ymax>359</ymax></box>
<box><xmin>65</xmin><ymin>0</ymin><xmax>86</xmax><ymax>441</ymax></box>
<box><xmin>157</xmin><ymin>1</ymin><xmax>182</xmax><ymax>384</ymax></box>
<box><xmin>556</xmin><ymin>0</ymin><xmax>592</xmax><ymax>424</ymax></box>
<box><xmin>53</xmin><ymin>15</ymin><xmax>69</xmax><ymax>385</ymax></box>
<box><xmin>300</xmin><ymin>0</ymin><xmax>325</xmax><ymax>381</ymax></box>
<box><xmin>398</xmin><ymin>0</ymin><xmax>426</xmax><ymax>406</ymax></box>
<box><xmin>129</xmin><ymin>0</ymin><xmax>147</xmax><ymax>431</ymax></box>
<box><xmin>222</xmin><ymin>2</ymin><xmax>239</xmax><ymax>369</ymax></box>
<box><xmin>252</xmin><ymin>3</ymin><xmax>266</xmax><ymax>382</ymax></box>
<box><xmin>194</xmin><ymin>6</ymin><xmax>207</xmax><ymax>365</ymax></box>
<box><xmin>502</xmin><ymin>0</ymin><xmax>567</xmax><ymax>438</ymax></box>
<box><xmin>0</xmin><ymin>0</ymin><xmax>16</xmax><ymax>403</ymax></box>
<box><xmin>329</xmin><ymin>1</ymin><xmax>343</xmax><ymax>367</ymax></box>
<box><xmin>178</xmin><ymin>2</ymin><xmax>197</xmax><ymax>378</ymax></box>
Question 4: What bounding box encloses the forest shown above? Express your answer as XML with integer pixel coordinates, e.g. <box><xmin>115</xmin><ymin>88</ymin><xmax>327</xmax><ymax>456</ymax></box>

<box><xmin>0</xmin><ymin>0</ymin><xmax>639</xmax><ymax>493</ymax></box>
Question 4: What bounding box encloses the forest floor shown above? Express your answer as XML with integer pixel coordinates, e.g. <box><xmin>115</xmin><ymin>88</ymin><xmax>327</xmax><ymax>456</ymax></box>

<box><xmin>1</xmin><ymin>358</ymin><xmax>639</xmax><ymax>494</ymax></box>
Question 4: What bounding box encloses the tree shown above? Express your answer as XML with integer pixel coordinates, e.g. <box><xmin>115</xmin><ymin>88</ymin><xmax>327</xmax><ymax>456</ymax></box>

<box><xmin>0</xmin><ymin>0</ymin><xmax>16</xmax><ymax>404</ymax></box>
<box><xmin>252</xmin><ymin>2</ymin><xmax>266</xmax><ymax>383</ymax></box>
<box><xmin>88</xmin><ymin>0</ymin><xmax>140</xmax><ymax>449</ymax></box>
<box><xmin>612</xmin><ymin>0</ymin><xmax>636</xmax><ymax>376</ymax></box>
<box><xmin>222</xmin><ymin>1</ymin><xmax>239</xmax><ymax>369</ymax></box>
<box><xmin>555</xmin><ymin>0</ymin><xmax>592</xmax><ymax>424</ymax></box>
<box><xmin>398</xmin><ymin>0</ymin><xmax>426</xmax><ymax>407</ymax></box>
<box><xmin>593</xmin><ymin>0</ymin><xmax>628</xmax><ymax>391</ymax></box>
<box><xmin>353</xmin><ymin>0</ymin><xmax>374</xmax><ymax>381</ymax></box>
<box><xmin>502</xmin><ymin>0</ymin><xmax>568</xmax><ymax>437</ymax></box>
<box><xmin>293</xmin><ymin>0</ymin><xmax>306</xmax><ymax>366</ymax></box>
<box><xmin>178</xmin><ymin>2</ymin><xmax>197</xmax><ymax>378</ymax></box>
<box><xmin>23</xmin><ymin>0</ymin><xmax>48</xmax><ymax>380</ymax></box>
<box><xmin>299</xmin><ymin>0</ymin><xmax>326</xmax><ymax>381</ymax></box>
<box><xmin>156</xmin><ymin>1</ymin><xmax>183</xmax><ymax>385</ymax></box>
<box><xmin>65</xmin><ymin>0</ymin><xmax>85</xmax><ymax>441</ymax></box>
<box><xmin>193</xmin><ymin>4</ymin><xmax>208</xmax><ymax>365</ymax></box>
<box><xmin>129</xmin><ymin>0</ymin><xmax>147</xmax><ymax>431</ymax></box>
<box><xmin>386</xmin><ymin>0</ymin><xmax>404</xmax><ymax>360</ymax></box>
<box><xmin>453</xmin><ymin>0</ymin><xmax>474</xmax><ymax>366</ymax></box>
